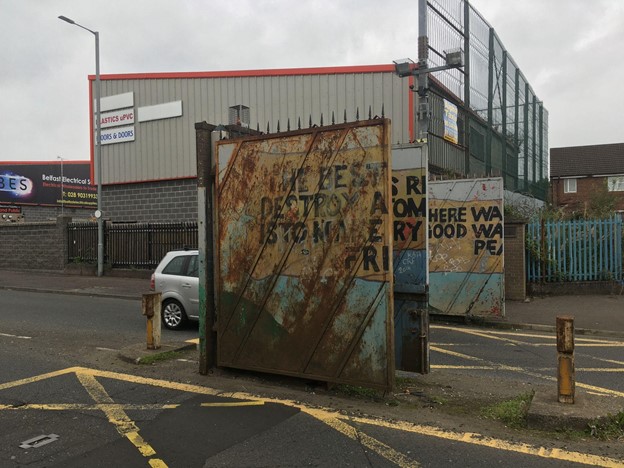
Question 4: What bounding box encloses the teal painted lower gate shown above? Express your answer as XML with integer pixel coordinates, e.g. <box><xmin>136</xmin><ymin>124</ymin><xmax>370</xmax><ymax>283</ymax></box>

<box><xmin>527</xmin><ymin>217</ymin><xmax>623</xmax><ymax>282</ymax></box>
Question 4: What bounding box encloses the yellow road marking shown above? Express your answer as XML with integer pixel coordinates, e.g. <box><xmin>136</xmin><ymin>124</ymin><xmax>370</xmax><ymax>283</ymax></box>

<box><xmin>76</xmin><ymin>373</ymin><xmax>162</xmax><ymax>462</ymax></box>
<box><xmin>432</xmin><ymin>325</ymin><xmax>624</xmax><ymax>345</ymax></box>
<box><xmin>303</xmin><ymin>407</ymin><xmax>420</xmax><ymax>468</ymax></box>
<box><xmin>1</xmin><ymin>366</ymin><xmax>623</xmax><ymax>467</ymax></box>
<box><xmin>430</xmin><ymin>345</ymin><xmax>485</xmax><ymax>361</ymax></box>
<box><xmin>432</xmin><ymin>365</ymin><xmax>498</xmax><ymax>370</ymax></box>
<box><xmin>346</xmin><ymin>416</ymin><xmax>624</xmax><ymax>468</ymax></box>
<box><xmin>149</xmin><ymin>460</ymin><xmax>168</xmax><ymax>468</ymax></box>
<box><xmin>431</xmin><ymin>345</ymin><xmax>624</xmax><ymax>398</ymax></box>
<box><xmin>585</xmin><ymin>356</ymin><xmax>624</xmax><ymax>366</ymax></box>
<box><xmin>0</xmin><ymin>367</ymin><xmax>79</xmax><ymax>391</ymax></box>
<box><xmin>201</xmin><ymin>401</ymin><xmax>265</xmax><ymax>407</ymax></box>
<box><xmin>0</xmin><ymin>403</ymin><xmax>179</xmax><ymax>411</ymax></box>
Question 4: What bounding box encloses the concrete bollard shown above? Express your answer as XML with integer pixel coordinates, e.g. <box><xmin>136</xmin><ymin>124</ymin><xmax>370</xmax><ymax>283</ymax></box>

<box><xmin>556</xmin><ymin>315</ymin><xmax>575</xmax><ymax>404</ymax></box>
<box><xmin>142</xmin><ymin>292</ymin><xmax>162</xmax><ymax>350</ymax></box>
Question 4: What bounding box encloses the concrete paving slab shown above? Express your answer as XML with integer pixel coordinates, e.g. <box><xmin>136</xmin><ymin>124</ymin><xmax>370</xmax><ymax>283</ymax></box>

<box><xmin>527</xmin><ymin>390</ymin><xmax>624</xmax><ymax>432</ymax></box>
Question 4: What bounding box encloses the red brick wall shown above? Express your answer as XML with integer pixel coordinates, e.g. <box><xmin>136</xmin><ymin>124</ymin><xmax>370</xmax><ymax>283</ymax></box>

<box><xmin>551</xmin><ymin>176</ymin><xmax>624</xmax><ymax>212</ymax></box>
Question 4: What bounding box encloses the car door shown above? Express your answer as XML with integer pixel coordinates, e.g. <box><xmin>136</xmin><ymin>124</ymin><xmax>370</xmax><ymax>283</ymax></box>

<box><xmin>185</xmin><ymin>254</ymin><xmax>200</xmax><ymax>319</ymax></box>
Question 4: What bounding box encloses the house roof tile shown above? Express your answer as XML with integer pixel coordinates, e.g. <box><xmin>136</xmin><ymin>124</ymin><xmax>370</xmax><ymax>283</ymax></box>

<box><xmin>550</xmin><ymin>143</ymin><xmax>624</xmax><ymax>177</ymax></box>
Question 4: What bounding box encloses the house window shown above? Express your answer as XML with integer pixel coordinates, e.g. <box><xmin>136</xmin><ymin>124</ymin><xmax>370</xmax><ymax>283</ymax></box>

<box><xmin>564</xmin><ymin>178</ymin><xmax>577</xmax><ymax>193</ymax></box>
<box><xmin>607</xmin><ymin>176</ymin><xmax>624</xmax><ymax>192</ymax></box>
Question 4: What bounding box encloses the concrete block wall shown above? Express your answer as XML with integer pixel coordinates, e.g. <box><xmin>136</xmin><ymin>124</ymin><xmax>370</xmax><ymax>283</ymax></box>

<box><xmin>0</xmin><ymin>216</ymin><xmax>71</xmax><ymax>270</ymax></box>
<box><xmin>504</xmin><ymin>221</ymin><xmax>526</xmax><ymax>301</ymax></box>
<box><xmin>103</xmin><ymin>178</ymin><xmax>198</xmax><ymax>223</ymax></box>
<box><xmin>18</xmin><ymin>205</ymin><xmax>91</xmax><ymax>222</ymax></box>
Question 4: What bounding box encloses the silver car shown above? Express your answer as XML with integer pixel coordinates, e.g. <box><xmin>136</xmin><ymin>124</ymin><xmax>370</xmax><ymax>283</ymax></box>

<box><xmin>150</xmin><ymin>250</ymin><xmax>199</xmax><ymax>330</ymax></box>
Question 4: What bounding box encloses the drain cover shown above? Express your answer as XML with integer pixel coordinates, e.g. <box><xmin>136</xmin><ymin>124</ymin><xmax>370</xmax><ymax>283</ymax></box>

<box><xmin>19</xmin><ymin>434</ymin><xmax>59</xmax><ymax>449</ymax></box>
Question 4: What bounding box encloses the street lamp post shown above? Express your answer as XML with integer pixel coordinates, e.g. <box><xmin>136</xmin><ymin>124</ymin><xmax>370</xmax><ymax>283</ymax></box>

<box><xmin>57</xmin><ymin>156</ymin><xmax>64</xmax><ymax>216</ymax></box>
<box><xmin>59</xmin><ymin>15</ymin><xmax>104</xmax><ymax>276</ymax></box>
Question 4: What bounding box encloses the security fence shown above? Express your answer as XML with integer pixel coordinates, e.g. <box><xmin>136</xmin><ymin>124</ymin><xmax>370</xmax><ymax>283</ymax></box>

<box><xmin>426</xmin><ymin>0</ymin><xmax>548</xmax><ymax>199</ymax></box>
<box><xmin>67</xmin><ymin>221</ymin><xmax>198</xmax><ymax>269</ymax></box>
<box><xmin>527</xmin><ymin>217</ymin><xmax>623</xmax><ymax>283</ymax></box>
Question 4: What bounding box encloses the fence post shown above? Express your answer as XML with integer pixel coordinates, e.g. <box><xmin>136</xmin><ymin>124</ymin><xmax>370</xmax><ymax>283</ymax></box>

<box><xmin>540</xmin><ymin>218</ymin><xmax>546</xmax><ymax>282</ymax></box>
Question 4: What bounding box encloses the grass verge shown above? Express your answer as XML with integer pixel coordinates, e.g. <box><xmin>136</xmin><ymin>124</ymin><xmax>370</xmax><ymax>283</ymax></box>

<box><xmin>137</xmin><ymin>350</ymin><xmax>182</xmax><ymax>365</ymax></box>
<box><xmin>481</xmin><ymin>391</ymin><xmax>534</xmax><ymax>428</ymax></box>
<box><xmin>589</xmin><ymin>411</ymin><xmax>624</xmax><ymax>440</ymax></box>
<box><xmin>335</xmin><ymin>384</ymin><xmax>380</xmax><ymax>399</ymax></box>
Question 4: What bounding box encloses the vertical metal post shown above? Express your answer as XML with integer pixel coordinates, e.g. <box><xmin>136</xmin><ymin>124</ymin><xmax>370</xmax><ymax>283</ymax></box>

<box><xmin>57</xmin><ymin>156</ymin><xmax>64</xmax><ymax>216</ymax></box>
<box><xmin>532</xmin><ymin>94</ymin><xmax>537</xmax><ymax>190</ymax></box>
<box><xmin>523</xmin><ymin>81</ymin><xmax>529</xmax><ymax>192</ymax></box>
<box><xmin>417</xmin><ymin>0</ymin><xmax>429</xmax><ymax>140</ymax></box>
<box><xmin>501</xmin><ymin>51</ymin><xmax>507</xmax><ymax>179</ymax></box>
<box><xmin>417</xmin><ymin>309</ymin><xmax>430</xmax><ymax>374</ymax></box>
<box><xmin>556</xmin><ymin>316</ymin><xmax>575</xmax><ymax>404</ymax></box>
<box><xmin>95</xmin><ymin>31</ymin><xmax>104</xmax><ymax>277</ymax></box>
<box><xmin>538</xmin><ymin>103</ymin><xmax>544</xmax><ymax>183</ymax></box>
<box><xmin>463</xmin><ymin>0</ymin><xmax>471</xmax><ymax>175</ymax></box>
<box><xmin>58</xmin><ymin>15</ymin><xmax>103</xmax><ymax>275</ymax></box>
<box><xmin>142</xmin><ymin>292</ymin><xmax>162</xmax><ymax>350</ymax></box>
<box><xmin>514</xmin><ymin>68</ymin><xmax>520</xmax><ymax>189</ymax></box>
<box><xmin>196</xmin><ymin>122</ymin><xmax>218</xmax><ymax>374</ymax></box>
<box><xmin>486</xmin><ymin>27</ymin><xmax>494</xmax><ymax>176</ymax></box>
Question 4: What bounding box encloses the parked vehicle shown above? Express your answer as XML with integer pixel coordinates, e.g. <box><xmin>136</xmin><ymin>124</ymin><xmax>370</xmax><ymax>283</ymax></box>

<box><xmin>150</xmin><ymin>250</ymin><xmax>199</xmax><ymax>330</ymax></box>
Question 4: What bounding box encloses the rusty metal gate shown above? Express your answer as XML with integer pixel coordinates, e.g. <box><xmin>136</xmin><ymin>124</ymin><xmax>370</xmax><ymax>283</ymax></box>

<box><xmin>428</xmin><ymin>178</ymin><xmax>505</xmax><ymax>317</ymax></box>
<box><xmin>215</xmin><ymin>119</ymin><xmax>394</xmax><ymax>390</ymax></box>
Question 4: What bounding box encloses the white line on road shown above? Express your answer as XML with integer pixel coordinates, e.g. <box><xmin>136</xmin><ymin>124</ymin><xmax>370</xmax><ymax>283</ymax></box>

<box><xmin>0</xmin><ymin>332</ymin><xmax>31</xmax><ymax>340</ymax></box>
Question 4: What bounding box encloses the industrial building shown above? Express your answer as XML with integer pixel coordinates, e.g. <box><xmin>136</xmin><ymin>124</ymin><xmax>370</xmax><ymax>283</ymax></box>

<box><xmin>83</xmin><ymin>60</ymin><xmax>546</xmax><ymax>224</ymax></box>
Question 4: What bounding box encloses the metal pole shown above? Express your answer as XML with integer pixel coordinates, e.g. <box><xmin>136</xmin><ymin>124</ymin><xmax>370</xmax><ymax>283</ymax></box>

<box><xmin>58</xmin><ymin>15</ymin><xmax>104</xmax><ymax>276</ymax></box>
<box><xmin>464</xmin><ymin>0</ymin><xmax>471</xmax><ymax>176</ymax></box>
<box><xmin>57</xmin><ymin>156</ymin><xmax>64</xmax><ymax>216</ymax></box>
<box><xmin>95</xmin><ymin>31</ymin><xmax>104</xmax><ymax>277</ymax></box>
<box><xmin>417</xmin><ymin>0</ymin><xmax>429</xmax><ymax>140</ymax></box>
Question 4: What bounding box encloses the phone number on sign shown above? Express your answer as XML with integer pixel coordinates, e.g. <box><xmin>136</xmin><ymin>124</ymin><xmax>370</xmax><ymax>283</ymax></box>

<box><xmin>65</xmin><ymin>191</ymin><xmax>97</xmax><ymax>199</ymax></box>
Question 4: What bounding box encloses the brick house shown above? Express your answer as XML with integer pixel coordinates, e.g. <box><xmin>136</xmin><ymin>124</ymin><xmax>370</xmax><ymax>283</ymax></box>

<box><xmin>550</xmin><ymin>143</ymin><xmax>624</xmax><ymax>214</ymax></box>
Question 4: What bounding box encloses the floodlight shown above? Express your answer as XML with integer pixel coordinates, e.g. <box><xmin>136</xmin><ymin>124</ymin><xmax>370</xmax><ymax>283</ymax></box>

<box><xmin>445</xmin><ymin>49</ymin><xmax>463</xmax><ymax>67</ymax></box>
<box><xmin>393</xmin><ymin>58</ymin><xmax>416</xmax><ymax>78</ymax></box>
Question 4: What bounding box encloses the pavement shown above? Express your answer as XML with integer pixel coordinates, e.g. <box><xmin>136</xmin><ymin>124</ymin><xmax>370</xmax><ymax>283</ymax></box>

<box><xmin>1</xmin><ymin>268</ymin><xmax>623</xmax><ymax>432</ymax></box>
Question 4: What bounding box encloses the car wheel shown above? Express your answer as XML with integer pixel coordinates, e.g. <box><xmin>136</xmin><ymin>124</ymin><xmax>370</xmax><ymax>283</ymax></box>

<box><xmin>162</xmin><ymin>299</ymin><xmax>188</xmax><ymax>330</ymax></box>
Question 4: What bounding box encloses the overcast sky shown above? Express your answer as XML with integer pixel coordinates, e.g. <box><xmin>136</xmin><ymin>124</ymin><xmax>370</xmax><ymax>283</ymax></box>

<box><xmin>1</xmin><ymin>0</ymin><xmax>622</xmax><ymax>162</ymax></box>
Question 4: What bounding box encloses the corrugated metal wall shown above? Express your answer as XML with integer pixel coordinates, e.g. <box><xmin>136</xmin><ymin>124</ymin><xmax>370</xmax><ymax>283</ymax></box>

<box><xmin>97</xmin><ymin>71</ymin><xmax>411</xmax><ymax>185</ymax></box>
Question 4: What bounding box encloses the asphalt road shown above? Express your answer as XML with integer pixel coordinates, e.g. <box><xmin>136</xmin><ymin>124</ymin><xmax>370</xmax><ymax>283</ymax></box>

<box><xmin>0</xmin><ymin>289</ymin><xmax>622</xmax><ymax>467</ymax></box>
<box><xmin>430</xmin><ymin>324</ymin><xmax>624</xmax><ymax>396</ymax></box>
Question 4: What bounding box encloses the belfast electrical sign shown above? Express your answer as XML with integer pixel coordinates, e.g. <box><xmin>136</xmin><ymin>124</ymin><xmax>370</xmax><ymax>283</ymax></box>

<box><xmin>0</xmin><ymin>162</ymin><xmax>96</xmax><ymax>208</ymax></box>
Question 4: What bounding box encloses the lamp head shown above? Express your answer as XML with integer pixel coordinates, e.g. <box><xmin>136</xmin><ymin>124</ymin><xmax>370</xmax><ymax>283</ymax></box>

<box><xmin>58</xmin><ymin>15</ymin><xmax>75</xmax><ymax>24</ymax></box>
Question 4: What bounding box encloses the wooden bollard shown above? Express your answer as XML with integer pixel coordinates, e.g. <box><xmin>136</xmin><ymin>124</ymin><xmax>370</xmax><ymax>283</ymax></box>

<box><xmin>142</xmin><ymin>292</ymin><xmax>162</xmax><ymax>350</ymax></box>
<box><xmin>556</xmin><ymin>316</ymin><xmax>575</xmax><ymax>404</ymax></box>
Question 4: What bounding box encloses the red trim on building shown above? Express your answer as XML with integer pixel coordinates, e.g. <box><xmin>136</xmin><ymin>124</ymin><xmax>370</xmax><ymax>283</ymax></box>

<box><xmin>0</xmin><ymin>160</ymin><xmax>90</xmax><ymax>166</ymax></box>
<box><xmin>87</xmin><ymin>64</ymin><xmax>396</xmax><ymax>82</ymax></box>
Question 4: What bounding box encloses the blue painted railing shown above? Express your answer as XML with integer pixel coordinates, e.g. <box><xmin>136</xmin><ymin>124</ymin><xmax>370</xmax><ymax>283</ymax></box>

<box><xmin>527</xmin><ymin>216</ymin><xmax>623</xmax><ymax>282</ymax></box>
